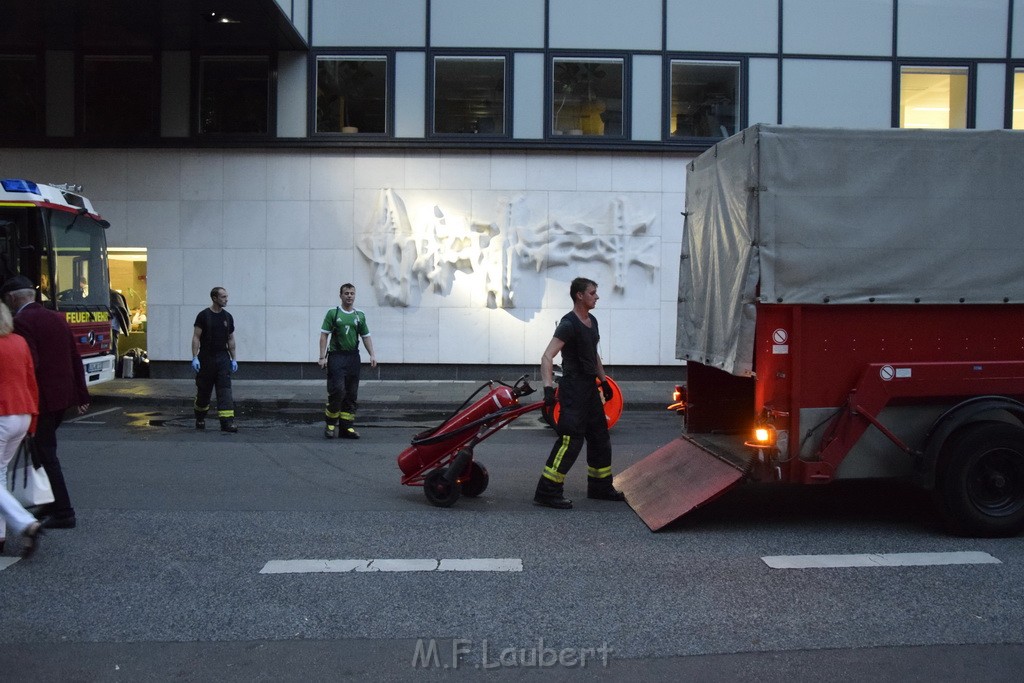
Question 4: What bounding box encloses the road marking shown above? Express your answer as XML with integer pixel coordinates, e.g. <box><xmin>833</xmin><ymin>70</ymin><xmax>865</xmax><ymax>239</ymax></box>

<box><xmin>762</xmin><ymin>551</ymin><xmax>1001</xmax><ymax>569</ymax></box>
<box><xmin>260</xmin><ymin>558</ymin><xmax>523</xmax><ymax>574</ymax></box>
<box><xmin>0</xmin><ymin>557</ymin><xmax>19</xmax><ymax>571</ymax></box>
<box><xmin>68</xmin><ymin>407</ymin><xmax>121</xmax><ymax>423</ymax></box>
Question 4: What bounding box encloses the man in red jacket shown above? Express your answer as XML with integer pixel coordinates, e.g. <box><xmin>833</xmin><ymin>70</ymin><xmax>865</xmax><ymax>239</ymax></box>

<box><xmin>1</xmin><ymin>275</ymin><xmax>90</xmax><ymax>529</ymax></box>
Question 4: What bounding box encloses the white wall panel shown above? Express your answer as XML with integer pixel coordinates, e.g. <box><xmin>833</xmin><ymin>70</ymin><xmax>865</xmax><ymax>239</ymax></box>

<box><xmin>431</xmin><ymin>0</ymin><xmax>544</xmax><ymax>48</ymax></box>
<box><xmin>898</xmin><ymin>0</ymin><xmax>1007</xmax><ymax>58</ymax></box>
<box><xmin>277</xmin><ymin>52</ymin><xmax>308</xmax><ymax>138</ymax></box>
<box><xmin>311</xmin><ymin>0</ymin><xmax>426</xmax><ymax>47</ymax></box>
<box><xmin>667</xmin><ymin>0</ymin><xmax>777</xmax><ymax>54</ymax></box>
<box><xmin>1016</xmin><ymin>1</ymin><xmax>1024</xmax><ymax>58</ymax></box>
<box><xmin>160</xmin><ymin>52</ymin><xmax>190</xmax><ymax>137</ymax></box>
<box><xmin>550</xmin><ymin>0</ymin><xmax>662</xmax><ymax>50</ymax></box>
<box><xmin>784</xmin><ymin>0</ymin><xmax>892</xmax><ymax>56</ymax></box>
<box><xmin>632</xmin><ymin>55</ymin><xmax>662</xmax><ymax>141</ymax></box>
<box><xmin>782</xmin><ymin>59</ymin><xmax>892</xmax><ymax>127</ymax></box>
<box><xmin>513</xmin><ymin>53</ymin><xmax>544</xmax><ymax>139</ymax></box>
<box><xmin>748</xmin><ymin>57</ymin><xmax>779</xmax><ymax>126</ymax></box>
<box><xmin>976</xmin><ymin>62</ymin><xmax>1007</xmax><ymax>129</ymax></box>
<box><xmin>395</xmin><ymin>52</ymin><xmax>426</xmax><ymax>138</ymax></box>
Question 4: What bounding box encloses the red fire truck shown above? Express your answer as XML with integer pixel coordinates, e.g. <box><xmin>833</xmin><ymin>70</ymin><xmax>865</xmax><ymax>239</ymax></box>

<box><xmin>0</xmin><ymin>178</ymin><xmax>116</xmax><ymax>385</ymax></box>
<box><xmin>618</xmin><ymin>126</ymin><xmax>1024</xmax><ymax>537</ymax></box>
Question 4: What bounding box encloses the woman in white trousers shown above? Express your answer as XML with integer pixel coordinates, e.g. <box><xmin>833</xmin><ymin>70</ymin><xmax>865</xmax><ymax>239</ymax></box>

<box><xmin>0</xmin><ymin>300</ymin><xmax>43</xmax><ymax>558</ymax></box>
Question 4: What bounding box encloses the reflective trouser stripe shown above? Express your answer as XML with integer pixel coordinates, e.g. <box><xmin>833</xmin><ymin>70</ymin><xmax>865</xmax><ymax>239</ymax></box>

<box><xmin>542</xmin><ymin>466</ymin><xmax>565</xmax><ymax>484</ymax></box>
<box><xmin>588</xmin><ymin>466</ymin><xmax>612</xmax><ymax>479</ymax></box>
<box><xmin>194</xmin><ymin>402</ymin><xmax>210</xmax><ymax>412</ymax></box>
<box><xmin>324</xmin><ymin>408</ymin><xmax>342</xmax><ymax>419</ymax></box>
<box><xmin>218</xmin><ymin>409</ymin><xmax>234</xmax><ymax>418</ymax></box>
<box><xmin>339</xmin><ymin>411</ymin><xmax>355</xmax><ymax>422</ymax></box>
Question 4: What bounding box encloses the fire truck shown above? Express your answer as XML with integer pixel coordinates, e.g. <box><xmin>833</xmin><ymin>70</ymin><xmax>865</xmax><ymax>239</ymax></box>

<box><xmin>618</xmin><ymin>126</ymin><xmax>1024</xmax><ymax>537</ymax></box>
<box><xmin>0</xmin><ymin>178</ymin><xmax>116</xmax><ymax>385</ymax></box>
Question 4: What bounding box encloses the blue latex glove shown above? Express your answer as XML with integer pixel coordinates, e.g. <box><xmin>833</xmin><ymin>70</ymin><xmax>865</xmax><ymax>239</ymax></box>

<box><xmin>191</xmin><ymin>356</ymin><xmax>200</xmax><ymax>373</ymax></box>
<box><xmin>230</xmin><ymin>359</ymin><xmax>238</xmax><ymax>373</ymax></box>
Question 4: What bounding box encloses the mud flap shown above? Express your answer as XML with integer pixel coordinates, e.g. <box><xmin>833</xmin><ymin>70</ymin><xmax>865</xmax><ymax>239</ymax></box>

<box><xmin>614</xmin><ymin>438</ymin><xmax>747</xmax><ymax>531</ymax></box>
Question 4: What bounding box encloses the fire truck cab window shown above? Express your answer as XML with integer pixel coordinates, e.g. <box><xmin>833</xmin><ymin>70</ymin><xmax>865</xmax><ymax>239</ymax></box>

<box><xmin>50</xmin><ymin>211</ymin><xmax>110</xmax><ymax>307</ymax></box>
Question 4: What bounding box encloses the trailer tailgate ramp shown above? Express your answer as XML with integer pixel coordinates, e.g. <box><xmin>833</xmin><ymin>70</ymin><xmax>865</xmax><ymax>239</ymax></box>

<box><xmin>615</xmin><ymin>438</ymin><xmax>746</xmax><ymax>531</ymax></box>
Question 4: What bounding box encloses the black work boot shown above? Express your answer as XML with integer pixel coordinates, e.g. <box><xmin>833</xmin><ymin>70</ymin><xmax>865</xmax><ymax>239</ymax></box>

<box><xmin>194</xmin><ymin>411</ymin><xmax>206</xmax><ymax>430</ymax></box>
<box><xmin>534</xmin><ymin>476</ymin><xmax>572</xmax><ymax>509</ymax></box>
<box><xmin>324</xmin><ymin>422</ymin><xmax>337</xmax><ymax>439</ymax></box>
<box><xmin>587</xmin><ymin>477</ymin><xmax>626</xmax><ymax>501</ymax></box>
<box><xmin>220</xmin><ymin>418</ymin><xmax>238</xmax><ymax>433</ymax></box>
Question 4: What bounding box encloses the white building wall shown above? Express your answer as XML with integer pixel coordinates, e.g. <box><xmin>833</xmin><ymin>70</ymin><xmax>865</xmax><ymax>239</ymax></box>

<box><xmin>0</xmin><ymin>149</ymin><xmax>689</xmax><ymax>368</ymax></box>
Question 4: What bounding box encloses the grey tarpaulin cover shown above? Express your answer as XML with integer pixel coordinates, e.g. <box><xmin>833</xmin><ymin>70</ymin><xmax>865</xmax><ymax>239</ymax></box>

<box><xmin>677</xmin><ymin>124</ymin><xmax>1024</xmax><ymax>376</ymax></box>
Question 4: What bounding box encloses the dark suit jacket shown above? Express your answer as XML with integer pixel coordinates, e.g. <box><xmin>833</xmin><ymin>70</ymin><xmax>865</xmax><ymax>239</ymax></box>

<box><xmin>13</xmin><ymin>302</ymin><xmax>90</xmax><ymax>414</ymax></box>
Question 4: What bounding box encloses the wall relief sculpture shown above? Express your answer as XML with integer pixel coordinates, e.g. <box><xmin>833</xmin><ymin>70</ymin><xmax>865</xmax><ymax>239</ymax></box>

<box><xmin>357</xmin><ymin>188</ymin><xmax>658</xmax><ymax>308</ymax></box>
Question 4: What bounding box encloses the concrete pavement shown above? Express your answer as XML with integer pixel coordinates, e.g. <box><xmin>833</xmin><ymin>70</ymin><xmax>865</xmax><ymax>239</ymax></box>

<box><xmin>89</xmin><ymin>376</ymin><xmax>679</xmax><ymax>412</ymax></box>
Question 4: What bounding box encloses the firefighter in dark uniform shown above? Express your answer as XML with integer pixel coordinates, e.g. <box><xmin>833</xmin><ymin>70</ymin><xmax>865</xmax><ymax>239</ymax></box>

<box><xmin>535</xmin><ymin>277</ymin><xmax>626</xmax><ymax>509</ymax></box>
<box><xmin>191</xmin><ymin>286</ymin><xmax>238</xmax><ymax>433</ymax></box>
<box><xmin>318</xmin><ymin>283</ymin><xmax>376</xmax><ymax>439</ymax></box>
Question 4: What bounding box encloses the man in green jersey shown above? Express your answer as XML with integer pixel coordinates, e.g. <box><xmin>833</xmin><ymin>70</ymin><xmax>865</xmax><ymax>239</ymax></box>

<box><xmin>318</xmin><ymin>283</ymin><xmax>376</xmax><ymax>439</ymax></box>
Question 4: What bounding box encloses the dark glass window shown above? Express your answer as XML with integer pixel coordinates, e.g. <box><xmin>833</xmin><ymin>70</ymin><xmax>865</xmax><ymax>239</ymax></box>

<box><xmin>670</xmin><ymin>60</ymin><xmax>739</xmax><ymax>139</ymax></box>
<box><xmin>433</xmin><ymin>56</ymin><xmax>505</xmax><ymax>135</ymax></box>
<box><xmin>551</xmin><ymin>58</ymin><xmax>624</xmax><ymax>137</ymax></box>
<box><xmin>315</xmin><ymin>56</ymin><xmax>387</xmax><ymax>134</ymax></box>
<box><xmin>0</xmin><ymin>55</ymin><xmax>44</xmax><ymax>137</ymax></box>
<box><xmin>83</xmin><ymin>56</ymin><xmax>157</xmax><ymax>139</ymax></box>
<box><xmin>199</xmin><ymin>56</ymin><xmax>270</xmax><ymax>135</ymax></box>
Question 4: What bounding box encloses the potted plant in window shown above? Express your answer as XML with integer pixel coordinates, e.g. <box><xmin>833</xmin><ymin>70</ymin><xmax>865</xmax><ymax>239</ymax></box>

<box><xmin>553</xmin><ymin>62</ymin><xmax>607</xmax><ymax>135</ymax></box>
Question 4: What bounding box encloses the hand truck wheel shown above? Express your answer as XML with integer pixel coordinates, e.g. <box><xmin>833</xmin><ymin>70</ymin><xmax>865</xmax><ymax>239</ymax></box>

<box><xmin>424</xmin><ymin>468</ymin><xmax>462</xmax><ymax>507</ymax></box>
<box><xmin>461</xmin><ymin>461</ymin><xmax>489</xmax><ymax>498</ymax></box>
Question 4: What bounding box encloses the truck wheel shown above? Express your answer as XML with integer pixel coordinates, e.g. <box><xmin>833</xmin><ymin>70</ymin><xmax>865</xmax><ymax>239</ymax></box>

<box><xmin>937</xmin><ymin>422</ymin><xmax>1024</xmax><ymax>537</ymax></box>
<box><xmin>461</xmin><ymin>461</ymin><xmax>489</xmax><ymax>497</ymax></box>
<box><xmin>424</xmin><ymin>468</ymin><xmax>461</xmax><ymax>508</ymax></box>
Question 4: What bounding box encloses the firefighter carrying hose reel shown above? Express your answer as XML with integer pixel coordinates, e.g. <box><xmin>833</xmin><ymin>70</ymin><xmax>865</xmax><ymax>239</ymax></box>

<box><xmin>535</xmin><ymin>277</ymin><xmax>626</xmax><ymax>509</ymax></box>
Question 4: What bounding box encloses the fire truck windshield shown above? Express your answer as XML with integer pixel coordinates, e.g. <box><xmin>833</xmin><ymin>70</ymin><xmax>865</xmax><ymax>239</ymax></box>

<box><xmin>49</xmin><ymin>209</ymin><xmax>110</xmax><ymax>307</ymax></box>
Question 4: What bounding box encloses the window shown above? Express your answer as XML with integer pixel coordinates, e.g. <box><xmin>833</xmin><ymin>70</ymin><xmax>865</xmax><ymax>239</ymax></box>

<box><xmin>0</xmin><ymin>55</ymin><xmax>43</xmax><ymax>137</ymax></box>
<box><xmin>432</xmin><ymin>56</ymin><xmax>506</xmax><ymax>135</ymax></box>
<box><xmin>199</xmin><ymin>56</ymin><xmax>270</xmax><ymax>135</ymax></box>
<box><xmin>669</xmin><ymin>60</ymin><xmax>739</xmax><ymax>139</ymax></box>
<box><xmin>1014</xmin><ymin>68</ymin><xmax>1024</xmax><ymax>130</ymax></box>
<box><xmin>899</xmin><ymin>66</ymin><xmax>968</xmax><ymax>129</ymax></box>
<box><xmin>83</xmin><ymin>56</ymin><xmax>157</xmax><ymax>139</ymax></box>
<box><xmin>315</xmin><ymin>56</ymin><xmax>387</xmax><ymax>134</ymax></box>
<box><xmin>551</xmin><ymin>57</ymin><xmax>624</xmax><ymax>138</ymax></box>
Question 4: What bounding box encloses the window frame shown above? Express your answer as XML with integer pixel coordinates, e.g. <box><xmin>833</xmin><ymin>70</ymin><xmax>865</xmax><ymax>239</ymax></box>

<box><xmin>895</xmin><ymin>61</ymin><xmax>975</xmax><ymax>130</ymax></box>
<box><xmin>427</xmin><ymin>52</ymin><xmax>511</xmax><ymax>139</ymax></box>
<box><xmin>79</xmin><ymin>53</ymin><xmax>160</xmax><ymax>142</ymax></box>
<box><xmin>546</xmin><ymin>53</ymin><xmax>629</xmax><ymax>141</ymax></box>
<box><xmin>0</xmin><ymin>52</ymin><xmax>46</xmax><ymax>141</ymax></box>
<box><xmin>195</xmin><ymin>53</ymin><xmax>275</xmax><ymax>138</ymax></box>
<box><xmin>311</xmin><ymin>52</ymin><xmax>392</xmax><ymax>138</ymax></box>
<box><xmin>664</xmin><ymin>56</ymin><xmax>745</xmax><ymax>143</ymax></box>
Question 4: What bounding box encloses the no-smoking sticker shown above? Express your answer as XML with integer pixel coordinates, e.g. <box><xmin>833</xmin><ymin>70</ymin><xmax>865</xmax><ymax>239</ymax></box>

<box><xmin>880</xmin><ymin>365</ymin><xmax>895</xmax><ymax>381</ymax></box>
<box><xmin>772</xmin><ymin>329</ymin><xmax>788</xmax><ymax>344</ymax></box>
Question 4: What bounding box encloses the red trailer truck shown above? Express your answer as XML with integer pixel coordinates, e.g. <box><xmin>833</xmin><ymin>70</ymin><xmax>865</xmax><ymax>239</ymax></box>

<box><xmin>617</xmin><ymin>125</ymin><xmax>1024</xmax><ymax>537</ymax></box>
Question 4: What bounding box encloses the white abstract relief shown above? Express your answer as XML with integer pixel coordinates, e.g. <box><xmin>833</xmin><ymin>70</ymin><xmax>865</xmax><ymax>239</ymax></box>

<box><xmin>357</xmin><ymin>189</ymin><xmax>659</xmax><ymax>308</ymax></box>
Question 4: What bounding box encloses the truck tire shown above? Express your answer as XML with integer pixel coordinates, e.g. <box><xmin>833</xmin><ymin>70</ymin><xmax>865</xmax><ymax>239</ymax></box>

<box><xmin>936</xmin><ymin>422</ymin><xmax>1024</xmax><ymax>537</ymax></box>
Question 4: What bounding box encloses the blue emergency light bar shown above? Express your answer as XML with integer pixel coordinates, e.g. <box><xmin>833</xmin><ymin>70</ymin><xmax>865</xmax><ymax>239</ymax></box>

<box><xmin>1</xmin><ymin>179</ymin><xmax>40</xmax><ymax>194</ymax></box>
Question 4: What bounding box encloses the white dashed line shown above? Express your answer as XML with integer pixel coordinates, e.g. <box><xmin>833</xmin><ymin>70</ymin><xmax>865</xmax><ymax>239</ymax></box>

<box><xmin>762</xmin><ymin>551</ymin><xmax>1001</xmax><ymax>569</ymax></box>
<box><xmin>260</xmin><ymin>558</ymin><xmax>523</xmax><ymax>574</ymax></box>
<box><xmin>0</xmin><ymin>557</ymin><xmax>20</xmax><ymax>571</ymax></box>
<box><xmin>67</xmin><ymin>407</ymin><xmax>121</xmax><ymax>423</ymax></box>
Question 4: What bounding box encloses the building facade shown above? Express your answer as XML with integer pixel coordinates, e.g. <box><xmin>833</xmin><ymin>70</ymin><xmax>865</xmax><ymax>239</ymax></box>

<box><xmin>1</xmin><ymin>0</ymin><xmax>1022</xmax><ymax>377</ymax></box>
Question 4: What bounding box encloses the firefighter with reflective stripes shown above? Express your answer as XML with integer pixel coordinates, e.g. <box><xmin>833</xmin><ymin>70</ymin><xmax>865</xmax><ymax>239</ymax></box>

<box><xmin>319</xmin><ymin>283</ymin><xmax>376</xmax><ymax>439</ymax></box>
<box><xmin>535</xmin><ymin>277</ymin><xmax>625</xmax><ymax>509</ymax></box>
<box><xmin>191</xmin><ymin>286</ymin><xmax>238</xmax><ymax>433</ymax></box>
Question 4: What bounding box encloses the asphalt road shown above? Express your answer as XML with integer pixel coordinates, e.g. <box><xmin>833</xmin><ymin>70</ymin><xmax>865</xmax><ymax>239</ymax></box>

<box><xmin>2</xmin><ymin>405</ymin><xmax>1023</xmax><ymax>682</ymax></box>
